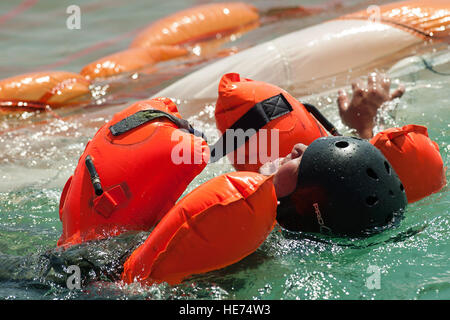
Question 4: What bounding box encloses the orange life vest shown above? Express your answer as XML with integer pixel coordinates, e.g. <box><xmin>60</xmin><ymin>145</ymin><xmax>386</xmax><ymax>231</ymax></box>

<box><xmin>57</xmin><ymin>97</ymin><xmax>209</xmax><ymax>247</ymax></box>
<box><xmin>371</xmin><ymin>124</ymin><xmax>446</xmax><ymax>203</ymax></box>
<box><xmin>213</xmin><ymin>73</ymin><xmax>328</xmax><ymax>172</ymax></box>
<box><xmin>121</xmin><ymin>171</ymin><xmax>277</xmax><ymax>285</ymax></box>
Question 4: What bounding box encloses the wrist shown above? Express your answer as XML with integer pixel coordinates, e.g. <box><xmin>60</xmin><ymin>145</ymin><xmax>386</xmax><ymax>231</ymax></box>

<box><xmin>357</xmin><ymin>127</ymin><xmax>374</xmax><ymax>139</ymax></box>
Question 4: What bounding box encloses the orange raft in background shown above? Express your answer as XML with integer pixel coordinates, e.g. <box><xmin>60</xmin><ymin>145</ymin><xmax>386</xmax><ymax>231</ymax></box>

<box><xmin>213</xmin><ymin>73</ymin><xmax>328</xmax><ymax>172</ymax></box>
<box><xmin>0</xmin><ymin>71</ymin><xmax>91</xmax><ymax>113</ymax></box>
<box><xmin>130</xmin><ymin>2</ymin><xmax>259</xmax><ymax>48</ymax></box>
<box><xmin>370</xmin><ymin>124</ymin><xmax>446</xmax><ymax>203</ymax></box>
<box><xmin>79</xmin><ymin>46</ymin><xmax>189</xmax><ymax>80</ymax></box>
<box><xmin>57</xmin><ymin>98</ymin><xmax>209</xmax><ymax>247</ymax></box>
<box><xmin>122</xmin><ymin>171</ymin><xmax>277</xmax><ymax>285</ymax></box>
<box><xmin>81</xmin><ymin>2</ymin><xmax>260</xmax><ymax>80</ymax></box>
<box><xmin>0</xmin><ymin>2</ymin><xmax>262</xmax><ymax>112</ymax></box>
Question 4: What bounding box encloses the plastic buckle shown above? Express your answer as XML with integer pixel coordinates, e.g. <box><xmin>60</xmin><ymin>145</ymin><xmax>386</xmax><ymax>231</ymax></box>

<box><xmin>93</xmin><ymin>184</ymin><xmax>127</xmax><ymax>218</ymax></box>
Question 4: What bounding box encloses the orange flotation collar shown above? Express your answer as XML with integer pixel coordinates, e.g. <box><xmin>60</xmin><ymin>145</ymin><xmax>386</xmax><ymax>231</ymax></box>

<box><xmin>122</xmin><ymin>171</ymin><xmax>277</xmax><ymax>285</ymax></box>
<box><xmin>371</xmin><ymin>124</ymin><xmax>446</xmax><ymax>203</ymax></box>
<box><xmin>214</xmin><ymin>73</ymin><xmax>328</xmax><ymax>172</ymax></box>
<box><xmin>58</xmin><ymin>98</ymin><xmax>209</xmax><ymax>247</ymax></box>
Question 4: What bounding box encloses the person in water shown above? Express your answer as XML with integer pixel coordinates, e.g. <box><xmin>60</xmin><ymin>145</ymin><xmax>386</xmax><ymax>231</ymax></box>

<box><xmin>0</xmin><ymin>72</ymin><xmax>407</xmax><ymax>288</ymax></box>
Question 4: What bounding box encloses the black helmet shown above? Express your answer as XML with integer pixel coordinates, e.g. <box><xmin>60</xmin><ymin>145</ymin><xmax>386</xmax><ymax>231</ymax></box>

<box><xmin>276</xmin><ymin>136</ymin><xmax>407</xmax><ymax>236</ymax></box>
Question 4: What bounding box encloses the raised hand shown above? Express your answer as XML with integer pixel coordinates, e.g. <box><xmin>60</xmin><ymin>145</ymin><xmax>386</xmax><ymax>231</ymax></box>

<box><xmin>337</xmin><ymin>72</ymin><xmax>405</xmax><ymax>139</ymax></box>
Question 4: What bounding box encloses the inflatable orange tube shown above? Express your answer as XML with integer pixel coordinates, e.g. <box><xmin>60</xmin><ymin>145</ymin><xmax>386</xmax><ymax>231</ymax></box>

<box><xmin>370</xmin><ymin>124</ymin><xmax>446</xmax><ymax>203</ymax></box>
<box><xmin>339</xmin><ymin>0</ymin><xmax>450</xmax><ymax>41</ymax></box>
<box><xmin>80</xmin><ymin>46</ymin><xmax>188</xmax><ymax>80</ymax></box>
<box><xmin>0</xmin><ymin>71</ymin><xmax>91</xmax><ymax>113</ymax></box>
<box><xmin>130</xmin><ymin>2</ymin><xmax>259</xmax><ymax>49</ymax></box>
<box><xmin>122</xmin><ymin>171</ymin><xmax>277</xmax><ymax>285</ymax></box>
<box><xmin>58</xmin><ymin>98</ymin><xmax>209</xmax><ymax>247</ymax></box>
<box><xmin>80</xmin><ymin>3</ymin><xmax>259</xmax><ymax>80</ymax></box>
<box><xmin>214</xmin><ymin>73</ymin><xmax>327</xmax><ymax>172</ymax></box>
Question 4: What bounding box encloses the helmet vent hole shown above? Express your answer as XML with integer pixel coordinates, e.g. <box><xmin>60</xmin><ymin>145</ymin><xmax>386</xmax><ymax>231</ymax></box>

<box><xmin>366</xmin><ymin>196</ymin><xmax>379</xmax><ymax>206</ymax></box>
<box><xmin>366</xmin><ymin>168</ymin><xmax>378</xmax><ymax>180</ymax></box>
<box><xmin>384</xmin><ymin>161</ymin><xmax>391</xmax><ymax>175</ymax></box>
<box><xmin>389</xmin><ymin>190</ymin><xmax>394</xmax><ymax>197</ymax></box>
<box><xmin>335</xmin><ymin>141</ymin><xmax>349</xmax><ymax>148</ymax></box>
<box><xmin>400</xmin><ymin>183</ymin><xmax>405</xmax><ymax>192</ymax></box>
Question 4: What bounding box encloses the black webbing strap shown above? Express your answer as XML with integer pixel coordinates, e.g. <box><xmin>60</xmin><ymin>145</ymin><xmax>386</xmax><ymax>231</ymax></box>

<box><xmin>109</xmin><ymin>109</ymin><xmax>205</xmax><ymax>139</ymax></box>
<box><xmin>302</xmin><ymin>103</ymin><xmax>341</xmax><ymax>137</ymax></box>
<box><xmin>209</xmin><ymin>93</ymin><xmax>293</xmax><ymax>162</ymax></box>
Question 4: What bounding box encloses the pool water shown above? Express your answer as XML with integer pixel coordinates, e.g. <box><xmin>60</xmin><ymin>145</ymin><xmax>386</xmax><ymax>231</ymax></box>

<box><xmin>0</xmin><ymin>0</ymin><xmax>449</xmax><ymax>300</ymax></box>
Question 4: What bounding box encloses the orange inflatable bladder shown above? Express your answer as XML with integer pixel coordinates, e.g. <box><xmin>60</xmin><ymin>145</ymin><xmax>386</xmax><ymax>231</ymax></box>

<box><xmin>80</xmin><ymin>46</ymin><xmax>188</xmax><ymax>80</ymax></box>
<box><xmin>58</xmin><ymin>97</ymin><xmax>209</xmax><ymax>247</ymax></box>
<box><xmin>121</xmin><ymin>171</ymin><xmax>277</xmax><ymax>285</ymax></box>
<box><xmin>370</xmin><ymin>124</ymin><xmax>446</xmax><ymax>203</ymax></box>
<box><xmin>214</xmin><ymin>73</ymin><xmax>328</xmax><ymax>172</ymax></box>
<box><xmin>0</xmin><ymin>71</ymin><xmax>91</xmax><ymax>112</ymax></box>
<box><xmin>130</xmin><ymin>2</ymin><xmax>260</xmax><ymax>48</ymax></box>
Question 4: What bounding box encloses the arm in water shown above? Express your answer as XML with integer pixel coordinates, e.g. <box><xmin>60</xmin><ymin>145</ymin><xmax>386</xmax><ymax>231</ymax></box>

<box><xmin>0</xmin><ymin>231</ymin><xmax>148</xmax><ymax>288</ymax></box>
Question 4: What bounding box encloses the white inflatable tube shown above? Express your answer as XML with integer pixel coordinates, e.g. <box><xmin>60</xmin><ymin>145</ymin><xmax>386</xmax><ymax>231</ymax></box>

<box><xmin>153</xmin><ymin>19</ymin><xmax>422</xmax><ymax>102</ymax></box>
